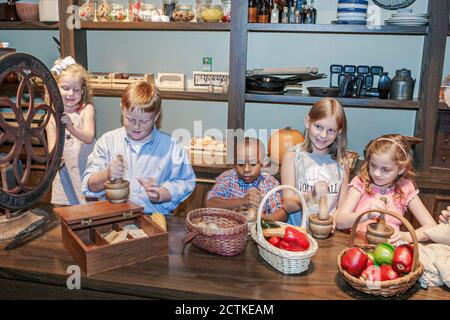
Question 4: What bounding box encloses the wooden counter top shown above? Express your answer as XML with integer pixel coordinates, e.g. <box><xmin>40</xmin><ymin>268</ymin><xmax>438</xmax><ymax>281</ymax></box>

<box><xmin>0</xmin><ymin>207</ymin><xmax>449</xmax><ymax>300</ymax></box>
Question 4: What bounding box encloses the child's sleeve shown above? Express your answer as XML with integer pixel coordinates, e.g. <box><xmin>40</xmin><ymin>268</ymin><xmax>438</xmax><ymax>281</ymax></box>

<box><xmin>263</xmin><ymin>176</ymin><xmax>281</xmax><ymax>215</ymax></box>
<box><xmin>81</xmin><ymin>136</ymin><xmax>110</xmax><ymax>199</ymax></box>
<box><xmin>401</xmin><ymin>179</ymin><xmax>420</xmax><ymax>208</ymax></box>
<box><xmin>349</xmin><ymin>175</ymin><xmax>364</xmax><ymax>193</ymax></box>
<box><xmin>159</xmin><ymin>142</ymin><xmax>196</xmax><ymax>212</ymax></box>
<box><xmin>206</xmin><ymin>170</ymin><xmax>232</xmax><ymax>200</ymax></box>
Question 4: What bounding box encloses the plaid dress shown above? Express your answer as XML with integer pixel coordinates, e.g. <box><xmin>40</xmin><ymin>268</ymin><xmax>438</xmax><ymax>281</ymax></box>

<box><xmin>207</xmin><ymin>169</ymin><xmax>282</xmax><ymax>215</ymax></box>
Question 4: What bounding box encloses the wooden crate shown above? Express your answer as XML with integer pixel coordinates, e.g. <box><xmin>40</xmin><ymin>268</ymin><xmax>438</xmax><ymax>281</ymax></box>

<box><xmin>110</xmin><ymin>73</ymin><xmax>154</xmax><ymax>89</ymax></box>
<box><xmin>54</xmin><ymin>201</ymin><xmax>168</xmax><ymax>276</ymax></box>
<box><xmin>89</xmin><ymin>72</ymin><xmax>112</xmax><ymax>89</ymax></box>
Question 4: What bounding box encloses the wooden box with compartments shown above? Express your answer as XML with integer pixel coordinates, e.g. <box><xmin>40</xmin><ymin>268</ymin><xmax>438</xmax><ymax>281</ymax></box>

<box><xmin>54</xmin><ymin>201</ymin><xmax>168</xmax><ymax>276</ymax></box>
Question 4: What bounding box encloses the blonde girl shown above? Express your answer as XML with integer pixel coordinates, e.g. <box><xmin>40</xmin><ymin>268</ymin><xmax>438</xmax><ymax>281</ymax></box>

<box><xmin>46</xmin><ymin>56</ymin><xmax>96</xmax><ymax>205</ymax></box>
<box><xmin>335</xmin><ymin>134</ymin><xmax>437</xmax><ymax>243</ymax></box>
<box><xmin>268</xmin><ymin>98</ymin><xmax>349</xmax><ymax>226</ymax></box>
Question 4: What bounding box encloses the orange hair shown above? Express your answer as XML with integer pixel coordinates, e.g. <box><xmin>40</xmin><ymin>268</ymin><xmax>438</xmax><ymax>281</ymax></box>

<box><xmin>121</xmin><ymin>81</ymin><xmax>161</xmax><ymax>114</ymax></box>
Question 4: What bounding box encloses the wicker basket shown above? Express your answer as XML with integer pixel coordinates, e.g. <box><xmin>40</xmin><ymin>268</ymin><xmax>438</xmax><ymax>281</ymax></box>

<box><xmin>337</xmin><ymin>209</ymin><xmax>424</xmax><ymax>297</ymax></box>
<box><xmin>251</xmin><ymin>185</ymin><xmax>318</xmax><ymax>274</ymax></box>
<box><xmin>183</xmin><ymin>208</ymin><xmax>248</xmax><ymax>256</ymax></box>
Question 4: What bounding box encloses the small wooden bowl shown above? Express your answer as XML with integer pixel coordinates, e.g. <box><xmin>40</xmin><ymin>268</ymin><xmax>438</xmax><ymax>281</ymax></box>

<box><xmin>104</xmin><ymin>179</ymin><xmax>130</xmax><ymax>203</ymax></box>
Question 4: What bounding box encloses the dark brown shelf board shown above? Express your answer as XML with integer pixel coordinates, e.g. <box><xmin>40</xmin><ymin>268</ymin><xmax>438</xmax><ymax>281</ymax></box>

<box><xmin>248</xmin><ymin>23</ymin><xmax>428</xmax><ymax>35</ymax></box>
<box><xmin>245</xmin><ymin>93</ymin><xmax>420</xmax><ymax>110</ymax></box>
<box><xmin>439</xmin><ymin>102</ymin><xmax>449</xmax><ymax>111</ymax></box>
<box><xmin>94</xmin><ymin>88</ymin><xmax>228</xmax><ymax>102</ymax></box>
<box><xmin>0</xmin><ymin>21</ymin><xmax>59</xmax><ymax>30</ymax></box>
<box><xmin>81</xmin><ymin>22</ymin><xmax>230</xmax><ymax>31</ymax></box>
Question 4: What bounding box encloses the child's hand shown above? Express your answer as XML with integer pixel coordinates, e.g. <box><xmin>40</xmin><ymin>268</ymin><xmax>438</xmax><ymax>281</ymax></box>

<box><xmin>389</xmin><ymin>230</ymin><xmax>410</xmax><ymax>244</ymax></box>
<box><xmin>439</xmin><ymin>206</ymin><xmax>450</xmax><ymax>224</ymax></box>
<box><xmin>138</xmin><ymin>177</ymin><xmax>161</xmax><ymax>203</ymax></box>
<box><xmin>367</xmin><ymin>198</ymin><xmax>387</xmax><ymax>220</ymax></box>
<box><xmin>244</xmin><ymin>188</ymin><xmax>261</xmax><ymax>208</ymax></box>
<box><xmin>314</xmin><ymin>181</ymin><xmax>328</xmax><ymax>198</ymax></box>
<box><xmin>61</xmin><ymin>113</ymin><xmax>74</xmax><ymax>131</ymax></box>
<box><xmin>108</xmin><ymin>157</ymin><xmax>125</xmax><ymax>180</ymax></box>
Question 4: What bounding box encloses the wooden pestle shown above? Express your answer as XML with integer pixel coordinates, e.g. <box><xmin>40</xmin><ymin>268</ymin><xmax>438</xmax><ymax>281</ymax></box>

<box><xmin>110</xmin><ymin>155</ymin><xmax>124</xmax><ymax>184</ymax></box>
<box><xmin>318</xmin><ymin>195</ymin><xmax>329</xmax><ymax>220</ymax></box>
<box><xmin>373</xmin><ymin>196</ymin><xmax>394</xmax><ymax>236</ymax></box>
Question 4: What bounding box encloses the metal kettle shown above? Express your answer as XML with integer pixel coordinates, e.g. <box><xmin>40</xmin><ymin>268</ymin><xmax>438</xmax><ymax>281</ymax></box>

<box><xmin>389</xmin><ymin>69</ymin><xmax>415</xmax><ymax>100</ymax></box>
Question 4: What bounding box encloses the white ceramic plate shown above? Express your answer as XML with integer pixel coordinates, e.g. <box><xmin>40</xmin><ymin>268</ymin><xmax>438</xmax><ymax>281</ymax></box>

<box><xmin>338</xmin><ymin>16</ymin><xmax>367</xmax><ymax>21</ymax></box>
<box><xmin>337</xmin><ymin>3</ymin><xmax>368</xmax><ymax>9</ymax></box>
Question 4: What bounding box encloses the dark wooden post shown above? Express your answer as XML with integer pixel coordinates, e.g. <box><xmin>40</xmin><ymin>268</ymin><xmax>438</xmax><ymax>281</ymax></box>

<box><xmin>228</xmin><ymin>0</ymin><xmax>248</xmax><ymax>131</ymax></box>
<box><xmin>58</xmin><ymin>0</ymin><xmax>88</xmax><ymax>67</ymax></box>
<box><xmin>414</xmin><ymin>0</ymin><xmax>449</xmax><ymax>171</ymax></box>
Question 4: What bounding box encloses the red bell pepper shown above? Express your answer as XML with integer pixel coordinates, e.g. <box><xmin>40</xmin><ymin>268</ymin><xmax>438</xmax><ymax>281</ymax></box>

<box><xmin>393</xmin><ymin>244</ymin><xmax>414</xmax><ymax>274</ymax></box>
<box><xmin>280</xmin><ymin>227</ymin><xmax>310</xmax><ymax>252</ymax></box>
<box><xmin>268</xmin><ymin>236</ymin><xmax>281</xmax><ymax>247</ymax></box>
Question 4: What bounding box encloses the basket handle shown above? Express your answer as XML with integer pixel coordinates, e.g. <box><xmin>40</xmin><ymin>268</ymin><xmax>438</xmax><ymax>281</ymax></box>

<box><xmin>350</xmin><ymin>209</ymin><xmax>420</xmax><ymax>273</ymax></box>
<box><xmin>256</xmin><ymin>184</ymin><xmax>307</xmax><ymax>243</ymax></box>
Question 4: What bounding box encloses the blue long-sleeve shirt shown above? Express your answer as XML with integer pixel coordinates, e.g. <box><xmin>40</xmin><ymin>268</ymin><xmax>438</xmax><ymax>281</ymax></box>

<box><xmin>82</xmin><ymin>127</ymin><xmax>196</xmax><ymax>214</ymax></box>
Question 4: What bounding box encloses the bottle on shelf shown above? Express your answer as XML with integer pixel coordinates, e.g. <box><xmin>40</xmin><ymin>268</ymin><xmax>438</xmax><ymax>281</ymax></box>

<box><xmin>281</xmin><ymin>6</ymin><xmax>289</xmax><ymax>23</ymax></box>
<box><xmin>310</xmin><ymin>0</ymin><xmax>317</xmax><ymax>24</ymax></box>
<box><xmin>301</xmin><ymin>0</ymin><xmax>308</xmax><ymax>24</ymax></box>
<box><xmin>257</xmin><ymin>0</ymin><xmax>270</xmax><ymax>23</ymax></box>
<box><xmin>270</xmin><ymin>0</ymin><xmax>279</xmax><ymax>23</ymax></box>
<box><xmin>289</xmin><ymin>0</ymin><xmax>296</xmax><ymax>24</ymax></box>
<box><xmin>295</xmin><ymin>0</ymin><xmax>302</xmax><ymax>23</ymax></box>
<box><xmin>248</xmin><ymin>0</ymin><xmax>258</xmax><ymax>23</ymax></box>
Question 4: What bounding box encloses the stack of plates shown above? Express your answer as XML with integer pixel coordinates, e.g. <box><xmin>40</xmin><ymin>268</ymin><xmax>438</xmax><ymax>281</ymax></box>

<box><xmin>385</xmin><ymin>10</ymin><xmax>429</xmax><ymax>26</ymax></box>
<box><xmin>334</xmin><ymin>0</ymin><xmax>368</xmax><ymax>25</ymax></box>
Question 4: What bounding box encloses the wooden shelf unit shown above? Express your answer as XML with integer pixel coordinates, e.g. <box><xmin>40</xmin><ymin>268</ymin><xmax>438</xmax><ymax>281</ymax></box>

<box><xmin>5</xmin><ymin>0</ymin><xmax>450</xmax><ymax>202</ymax></box>
<box><xmin>0</xmin><ymin>21</ymin><xmax>59</xmax><ymax>30</ymax></box>
<box><xmin>247</xmin><ymin>23</ymin><xmax>428</xmax><ymax>35</ymax></box>
<box><xmin>245</xmin><ymin>93</ymin><xmax>420</xmax><ymax>110</ymax></box>
<box><xmin>80</xmin><ymin>21</ymin><xmax>230</xmax><ymax>31</ymax></box>
<box><xmin>94</xmin><ymin>87</ymin><xmax>228</xmax><ymax>102</ymax></box>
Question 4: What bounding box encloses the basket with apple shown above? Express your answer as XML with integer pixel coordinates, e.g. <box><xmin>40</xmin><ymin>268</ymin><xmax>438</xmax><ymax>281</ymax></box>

<box><xmin>337</xmin><ymin>209</ymin><xmax>423</xmax><ymax>297</ymax></box>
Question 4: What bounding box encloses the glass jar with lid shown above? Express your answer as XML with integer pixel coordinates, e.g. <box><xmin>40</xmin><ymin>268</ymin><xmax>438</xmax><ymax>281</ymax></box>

<box><xmin>96</xmin><ymin>0</ymin><xmax>113</xmax><ymax>22</ymax></box>
<box><xmin>138</xmin><ymin>2</ymin><xmax>159</xmax><ymax>22</ymax></box>
<box><xmin>172</xmin><ymin>4</ymin><xmax>195</xmax><ymax>22</ymax></box>
<box><xmin>79</xmin><ymin>0</ymin><xmax>95</xmax><ymax>22</ymax></box>
<box><xmin>110</xmin><ymin>3</ymin><xmax>127</xmax><ymax>21</ymax></box>
<box><xmin>199</xmin><ymin>3</ymin><xmax>223</xmax><ymax>23</ymax></box>
<box><xmin>162</xmin><ymin>0</ymin><xmax>178</xmax><ymax>21</ymax></box>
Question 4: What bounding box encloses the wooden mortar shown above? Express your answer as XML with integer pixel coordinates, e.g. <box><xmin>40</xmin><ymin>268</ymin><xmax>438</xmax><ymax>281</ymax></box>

<box><xmin>366</xmin><ymin>196</ymin><xmax>395</xmax><ymax>244</ymax></box>
<box><xmin>308</xmin><ymin>195</ymin><xmax>334</xmax><ymax>239</ymax></box>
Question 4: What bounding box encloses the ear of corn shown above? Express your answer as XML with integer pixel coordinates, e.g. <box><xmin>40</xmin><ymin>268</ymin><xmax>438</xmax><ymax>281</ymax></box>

<box><xmin>151</xmin><ymin>212</ymin><xmax>167</xmax><ymax>231</ymax></box>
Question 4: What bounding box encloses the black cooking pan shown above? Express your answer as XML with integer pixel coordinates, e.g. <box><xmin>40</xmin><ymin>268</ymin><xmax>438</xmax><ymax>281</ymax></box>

<box><xmin>246</xmin><ymin>74</ymin><xmax>326</xmax><ymax>94</ymax></box>
<box><xmin>307</xmin><ymin>86</ymin><xmax>341</xmax><ymax>97</ymax></box>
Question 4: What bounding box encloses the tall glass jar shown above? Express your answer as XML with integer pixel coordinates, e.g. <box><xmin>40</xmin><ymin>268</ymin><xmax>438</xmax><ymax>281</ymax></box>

<box><xmin>221</xmin><ymin>0</ymin><xmax>230</xmax><ymax>22</ymax></box>
<box><xmin>195</xmin><ymin>0</ymin><xmax>212</xmax><ymax>22</ymax></box>
<box><xmin>172</xmin><ymin>4</ymin><xmax>195</xmax><ymax>22</ymax></box>
<box><xmin>162</xmin><ymin>0</ymin><xmax>178</xmax><ymax>21</ymax></box>
<box><xmin>97</xmin><ymin>0</ymin><xmax>112</xmax><ymax>22</ymax></box>
<box><xmin>79</xmin><ymin>0</ymin><xmax>95</xmax><ymax>22</ymax></box>
<box><xmin>110</xmin><ymin>3</ymin><xmax>127</xmax><ymax>21</ymax></box>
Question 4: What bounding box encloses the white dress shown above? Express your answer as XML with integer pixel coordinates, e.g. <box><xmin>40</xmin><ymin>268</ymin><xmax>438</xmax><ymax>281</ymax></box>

<box><xmin>51</xmin><ymin>107</ymin><xmax>95</xmax><ymax>205</ymax></box>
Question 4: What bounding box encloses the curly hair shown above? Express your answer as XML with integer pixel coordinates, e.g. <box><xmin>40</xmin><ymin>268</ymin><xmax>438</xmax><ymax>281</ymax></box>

<box><xmin>54</xmin><ymin>63</ymin><xmax>93</xmax><ymax>106</ymax></box>
<box><xmin>359</xmin><ymin>134</ymin><xmax>416</xmax><ymax>204</ymax></box>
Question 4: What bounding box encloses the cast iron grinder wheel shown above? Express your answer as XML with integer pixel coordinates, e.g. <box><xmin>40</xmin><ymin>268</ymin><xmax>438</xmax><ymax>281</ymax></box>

<box><xmin>0</xmin><ymin>53</ymin><xmax>64</xmax><ymax>215</ymax></box>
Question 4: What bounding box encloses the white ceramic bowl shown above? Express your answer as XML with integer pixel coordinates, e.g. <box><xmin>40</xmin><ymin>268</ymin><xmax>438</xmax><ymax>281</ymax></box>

<box><xmin>337</xmin><ymin>15</ymin><xmax>367</xmax><ymax>21</ymax></box>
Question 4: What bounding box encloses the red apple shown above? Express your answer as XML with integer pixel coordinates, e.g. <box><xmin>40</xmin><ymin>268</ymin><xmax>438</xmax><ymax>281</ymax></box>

<box><xmin>359</xmin><ymin>265</ymin><xmax>381</xmax><ymax>282</ymax></box>
<box><xmin>341</xmin><ymin>247</ymin><xmax>368</xmax><ymax>277</ymax></box>
<box><xmin>380</xmin><ymin>265</ymin><xmax>400</xmax><ymax>281</ymax></box>
<box><xmin>393</xmin><ymin>244</ymin><xmax>414</xmax><ymax>274</ymax></box>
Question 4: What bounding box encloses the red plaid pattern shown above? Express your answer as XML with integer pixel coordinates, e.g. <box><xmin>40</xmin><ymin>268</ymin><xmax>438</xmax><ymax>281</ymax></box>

<box><xmin>207</xmin><ymin>169</ymin><xmax>282</xmax><ymax>215</ymax></box>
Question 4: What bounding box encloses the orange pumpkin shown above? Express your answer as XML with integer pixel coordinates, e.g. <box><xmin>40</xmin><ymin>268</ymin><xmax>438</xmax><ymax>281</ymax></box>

<box><xmin>268</xmin><ymin>127</ymin><xmax>304</xmax><ymax>164</ymax></box>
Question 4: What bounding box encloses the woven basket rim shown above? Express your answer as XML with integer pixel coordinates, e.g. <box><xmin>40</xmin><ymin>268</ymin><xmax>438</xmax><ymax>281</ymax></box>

<box><xmin>337</xmin><ymin>246</ymin><xmax>424</xmax><ymax>289</ymax></box>
<box><xmin>251</xmin><ymin>222</ymin><xmax>318</xmax><ymax>259</ymax></box>
<box><xmin>186</xmin><ymin>207</ymin><xmax>247</xmax><ymax>235</ymax></box>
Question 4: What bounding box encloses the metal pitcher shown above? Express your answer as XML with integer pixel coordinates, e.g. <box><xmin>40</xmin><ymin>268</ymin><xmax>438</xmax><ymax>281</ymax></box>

<box><xmin>389</xmin><ymin>69</ymin><xmax>415</xmax><ymax>100</ymax></box>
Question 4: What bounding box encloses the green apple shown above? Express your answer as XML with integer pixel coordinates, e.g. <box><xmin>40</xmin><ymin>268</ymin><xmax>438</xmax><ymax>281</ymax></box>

<box><xmin>374</xmin><ymin>242</ymin><xmax>395</xmax><ymax>265</ymax></box>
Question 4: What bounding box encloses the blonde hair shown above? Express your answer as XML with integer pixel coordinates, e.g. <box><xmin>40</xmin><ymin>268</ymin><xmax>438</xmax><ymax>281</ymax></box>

<box><xmin>121</xmin><ymin>81</ymin><xmax>161</xmax><ymax>114</ymax></box>
<box><xmin>359</xmin><ymin>134</ymin><xmax>416</xmax><ymax>203</ymax></box>
<box><xmin>302</xmin><ymin>98</ymin><xmax>347</xmax><ymax>164</ymax></box>
<box><xmin>53</xmin><ymin>63</ymin><xmax>93</xmax><ymax>106</ymax></box>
